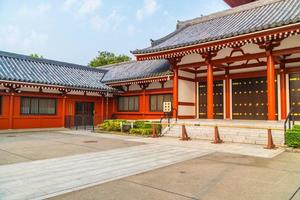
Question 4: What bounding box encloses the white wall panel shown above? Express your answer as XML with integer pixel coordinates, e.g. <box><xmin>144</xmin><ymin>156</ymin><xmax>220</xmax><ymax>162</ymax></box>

<box><xmin>178</xmin><ymin>80</ymin><xmax>195</xmax><ymax>102</ymax></box>
<box><xmin>178</xmin><ymin>105</ymin><xmax>195</xmax><ymax>116</ymax></box>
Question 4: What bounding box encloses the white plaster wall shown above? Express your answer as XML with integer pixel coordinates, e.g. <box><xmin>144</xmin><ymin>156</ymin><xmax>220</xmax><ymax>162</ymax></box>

<box><xmin>178</xmin><ymin>105</ymin><xmax>195</xmax><ymax>116</ymax></box>
<box><xmin>274</xmin><ymin>34</ymin><xmax>300</xmax><ymax>50</ymax></box>
<box><xmin>178</xmin><ymin>53</ymin><xmax>204</xmax><ymax>65</ymax></box>
<box><xmin>241</xmin><ymin>43</ymin><xmax>264</xmax><ymax>54</ymax></box>
<box><xmin>178</xmin><ymin>79</ymin><xmax>195</xmax><ymax>102</ymax></box>
<box><xmin>164</xmin><ymin>80</ymin><xmax>173</xmax><ymax>88</ymax></box>
<box><xmin>19</xmin><ymin>87</ymin><xmax>39</xmax><ymax>92</ymax></box>
<box><xmin>147</xmin><ymin>82</ymin><xmax>161</xmax><ymax>90</ymax></box>
<box><xmin>129</xmin><ymin>84</ymin><xmax>141</xmax><ymax>91</ymax></box>
<box><xmin>68</xmin><ymin>91</ymin><xmax>85</xmax><ymax>95</ymax></box>
<box><xmin>41</xmin><ymin>89</ymin><xmax>61</xmax><ymax>94</ymax></box>
<box><xmin>214</xmin><ymin>47</ymin><xmax>232</xmax><ymax>59</ymax></box>
<box><xmin>179</xmin><ymin>70</ymin><xmax>194</xmax><ymax>78</ymax></box>
<box><xmin>86</xmin><ymin>92</ymin><xmax>101</xmax><ymax>97</ymax></box>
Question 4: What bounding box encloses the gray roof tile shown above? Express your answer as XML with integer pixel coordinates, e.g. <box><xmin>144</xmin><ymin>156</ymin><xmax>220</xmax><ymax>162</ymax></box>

<box><xmin>0</xmin><ymin>51</ymin><xmax>114</xmax><ymax>91</ymax></box>
<box><xmin>132</xmin><ymin>0</ymin><xmax>300</xmax><ymax>54</ymax></box>
<box><xmin>101</xmin><ymin>60</ymin><xmax>171</xmax><ymax>83</ymax></box>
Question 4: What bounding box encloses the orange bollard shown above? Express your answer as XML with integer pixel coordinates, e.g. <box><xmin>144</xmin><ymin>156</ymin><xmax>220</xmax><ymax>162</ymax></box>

<box><xmin>152</xmin><ymin>124</ymin><xmax>158</xmax><ymax>138</ymax></box>
<box><xmin>265</xmin><ymin>129</ymin><xmax>276</xmax><ymax>149</ymax></box>
<box><xmin>180</xmin><ymin>124</ymin><xmax>190</xmax><ymax>141</ymax></box>
<box><xmin>212</xmin><ymin>126</ymin><xmax>223</xmax><ymax>144</ymax></box>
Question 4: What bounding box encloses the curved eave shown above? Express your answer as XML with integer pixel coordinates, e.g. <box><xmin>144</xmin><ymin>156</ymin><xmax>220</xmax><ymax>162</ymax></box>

<box><xmin>132</xmin><ymin>22</ymin><xmax>300</xmax><ymax>58</ymax></box>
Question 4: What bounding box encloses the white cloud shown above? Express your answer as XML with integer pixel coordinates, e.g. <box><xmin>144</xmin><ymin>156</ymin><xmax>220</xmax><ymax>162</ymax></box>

<box><xmin>0</xmin><ymin>25</ymin><xmax>48</xmax><ymax>52</ymax></box>
<box><xmin>18</xmin><ymin>3</ymin><xmax>51</xmax><ymax>18</ymax></box>
<box><xmin>79</xmin><ymin>0</ymin><xmax>101</xmax><ymax>14</ymax></box>
<box><xmin>136</xmin><ymin>0</ymin><xmax>158</xmax><ymax>21</ymax></box>
<box><xmin>63</xmin><ymin>0</ymin><xmax>101</xmax><ymax>15</ymax></box>
<box><xmin>90</xmin><ymin>10</ymin><xmax>124</xmax><ymax>32</ymax></box>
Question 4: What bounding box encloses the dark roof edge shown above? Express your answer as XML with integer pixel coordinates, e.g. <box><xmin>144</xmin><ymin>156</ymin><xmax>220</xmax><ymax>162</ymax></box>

<box><xmin>0</xmin><ymin>79</ymin><xmax>116</xmax><ymax>92</ymax></box>
<box><xmin>104</xmin><ymin>72</ymin><xmax>173</xmax><ymax>84</ymax></box>
<box><xmin>0</xmin><ymin>50</ymin><xmax>108</xmax><ymax>73</ymax></box>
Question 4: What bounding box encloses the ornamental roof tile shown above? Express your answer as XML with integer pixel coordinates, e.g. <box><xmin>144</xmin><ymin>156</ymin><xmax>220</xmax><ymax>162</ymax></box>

<box><xmin>132</xmin><ymin>0</ymin><xmax>300</xmax><ymax>55</ymax></box>
<box><xmin>0</xmin><ymin>51</ymin><xmax>114</xmax><ymax>91</ymax></box>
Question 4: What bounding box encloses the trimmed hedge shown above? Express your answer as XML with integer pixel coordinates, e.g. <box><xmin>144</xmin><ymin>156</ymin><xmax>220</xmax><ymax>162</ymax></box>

<box><xmin>98</xmin><ymin>120</ymin><xmax>162</xmax><ymax>136</ymax></box>
<box><xmin>129</xmin><ymin>128</ymin><xmax>152</xmax><ymax>136</ymax></box>
<box><xmin>99</xmin><ymin>120</ymin><xmax>126</xmax><ymax>131</ymax></box>
<box><xmin>286</xmin><ymin>125</ymin><xmax>300</xmax><ymax>148</ymax></box>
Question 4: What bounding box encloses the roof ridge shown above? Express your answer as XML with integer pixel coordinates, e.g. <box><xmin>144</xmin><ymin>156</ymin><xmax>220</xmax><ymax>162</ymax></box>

<box><xmin>177</xmin><ymin>0</ymin><xmax>283</xmax><ymax>29</ymax></box>
<box><xmin>0</xmin><ymin>50</ymin><xmax>107</xmax><ymax>73</ymax></box>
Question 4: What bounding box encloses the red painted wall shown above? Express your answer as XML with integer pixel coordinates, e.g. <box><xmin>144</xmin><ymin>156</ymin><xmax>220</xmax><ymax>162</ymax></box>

<box><xmin>0</xmin><ymin>91</ymin><xmax>113</xmax><ymax>130</ymax></box>
<box><xmin>112</xmin><ymin>88</ymin><xmax>173</xmax><ymax>120</ymax></box>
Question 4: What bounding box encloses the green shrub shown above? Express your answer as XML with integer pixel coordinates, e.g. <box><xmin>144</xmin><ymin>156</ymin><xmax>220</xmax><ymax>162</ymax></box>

<box><xmin>129</xmin><ymin>128</ymin><xmax>152</xmax><ymax>136</ymax></box>
<box><xmin>286</xmin><ymin>126</ymin><xmax>300</xmax><ymax>148</ymax></box>
<box><xmin>292</xmin><ymin>125</ymin><xmax>300</xmax><ymax>130</ymax></box>
<box><xmin>134</xmin><ymin>121</ymin><xmax>152</xmax><ymax>129</ymax></box>
<box><xmin>99</xmin><ymin>120</ymin><xmax>127</xmax><ymax>131</ymax></box>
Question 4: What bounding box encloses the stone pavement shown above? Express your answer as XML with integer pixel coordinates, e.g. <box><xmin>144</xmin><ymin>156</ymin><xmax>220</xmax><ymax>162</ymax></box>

<box><xmin>0</xmin><ymin>143</ymin><xmax>212</xmax><ymax>200</ymax></box>
<box><xmin>66</xmin><ymin>130</ymin><xmax>284</xmax><ymax>158</ymax></box>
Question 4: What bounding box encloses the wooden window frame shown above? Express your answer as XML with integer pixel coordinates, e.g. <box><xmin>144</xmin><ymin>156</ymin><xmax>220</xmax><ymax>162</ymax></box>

<box><xmin>20</xmin><ymin>97</ymin><xmax>57</xmax><ymax>115</ymax></box>
<box><xmin>118</xmin><ymin>96</ymin><xmax>139</xmax><ymax>112</ymax></box>
<box><xmin>149</xmin><ymin>94</ymin><xmax>172</xmax><ymax>112</ymax></box>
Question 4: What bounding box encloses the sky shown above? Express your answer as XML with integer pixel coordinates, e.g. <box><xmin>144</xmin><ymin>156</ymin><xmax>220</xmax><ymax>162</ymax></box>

<box><xmin>0</xmin><ymin>0</ymin><xmax>229</xmax><ymax>65</ymax></box>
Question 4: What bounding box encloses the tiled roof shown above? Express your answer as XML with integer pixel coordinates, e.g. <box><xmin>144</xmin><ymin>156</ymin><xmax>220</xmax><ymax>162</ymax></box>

<box><xmin>132</xmin><ymin>0</ymin><xmax>300</xmax><ymax>54</ymax></box>
<box><xmin>101</xmin><ymin>59</ymin><xmax>171</xmax><ymax>83</ymax></box>
<box><xmin>0</xmin><ymin>51</ymin><xmax>114</xmax><ymax>91</ymax></box>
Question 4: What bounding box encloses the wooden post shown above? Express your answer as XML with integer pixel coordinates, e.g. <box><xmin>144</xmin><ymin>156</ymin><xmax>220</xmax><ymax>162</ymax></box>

<box><xmin>280</xmin><ymin>63</ymin><xmax>287</xmax><ymax>120</ymax></box>
<box><xmin>8</xmin><ymin>92</ymin><xmax>14</xmax><ymax>129</ymax></box>
<box><xmin>173</xmin><ymin>65</ymin><xmax>178</xmax><ymax>119</ymax></box>
<box><xmin>207</xmin><ymin>63</ymin><xmax>214</xmax><ymax>119</ymax></box>
<box><xmin>62</xmin><ymin>96</ymin><xmax>66</xmax><ymax>127</ymax></box>
<box><xmin>225</xmin><ymin>70</ymin><xmax>230</xmax><ymax>119</ymax></box>
<box><xmin>267</xmin><ymin>51</ymin><xmax>276</xmax><ymax>120</ymax></box>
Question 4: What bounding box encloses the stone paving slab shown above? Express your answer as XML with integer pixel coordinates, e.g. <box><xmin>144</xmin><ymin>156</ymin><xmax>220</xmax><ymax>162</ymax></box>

<box><xmin>70</xmin><ymin>131</ymin><xmax>284</xmax><ymax>158</ymax></box>
<box><xmin>0</xmin><ymin>143</ymin><xmax>213</xmax><ymax>200</ymax></box>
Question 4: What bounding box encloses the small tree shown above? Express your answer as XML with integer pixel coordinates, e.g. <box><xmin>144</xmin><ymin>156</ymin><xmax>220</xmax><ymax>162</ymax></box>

<box><xmin>30</xmin><ymin>54</ymin><xmax>44</xmax><ymax>59</ymax></box>
<box><xmin>89</xmin><ymin>51</ymin><xmax>131</xmax><ymax>68</ymax></box>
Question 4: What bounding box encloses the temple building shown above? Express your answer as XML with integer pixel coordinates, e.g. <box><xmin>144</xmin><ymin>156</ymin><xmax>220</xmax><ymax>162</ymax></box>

<box><xmin>132</xmin><ymin>0</ymin><xmax>300</xmax><ymax>121</ymax></box>
<box><xmin>1</xmin><ymin>0</ymin><xmax>300</xmax><ymax>131</ymax></box>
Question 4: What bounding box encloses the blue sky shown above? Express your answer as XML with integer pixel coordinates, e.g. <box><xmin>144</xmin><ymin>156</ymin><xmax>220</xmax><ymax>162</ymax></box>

<box><xmin>0</xmin><ymin>0</ymin><xmax>229</xmax><ymax>65</ymax></box>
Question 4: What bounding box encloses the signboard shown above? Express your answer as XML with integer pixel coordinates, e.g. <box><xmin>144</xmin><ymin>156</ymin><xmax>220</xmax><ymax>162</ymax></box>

<box><xmin>163</xmin><ymin>101</ymin><xmax>172</xmax><ymax>113</ymax></box>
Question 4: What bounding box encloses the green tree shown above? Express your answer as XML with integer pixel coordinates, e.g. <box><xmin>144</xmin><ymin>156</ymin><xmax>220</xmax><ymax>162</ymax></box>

<box><xmin>89</xmin><ymin>51</ymin><xmax>132</xmax><ymax>68</ymax></box>
<box><xmin>29</xmin><ymin>53</ymin><xmax>44</xmax><ymax>59</ymax></box>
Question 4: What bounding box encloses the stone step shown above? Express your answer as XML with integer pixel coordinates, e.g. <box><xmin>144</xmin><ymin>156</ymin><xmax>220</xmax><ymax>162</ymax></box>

<box><xmin>165</xmin><ymin>125</ymin><xmax>284</xmax><ymax>145</ymax></box>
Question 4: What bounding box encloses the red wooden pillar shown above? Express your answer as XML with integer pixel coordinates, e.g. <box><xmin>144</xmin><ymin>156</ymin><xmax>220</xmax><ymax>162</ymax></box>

<box><xmin>8</xmin><ymin>92</ymin><xmax>14</xmax><ymax>129</ymax></box>
<box><xmin>280</xmin><ymin>63</ymin><xmax>287</xmax><ymax>120</ymax></box>
<box><xmin>225</xmin><ymin>71</ymin><xmax>230</xmax><ymax>119</ymax></box>
<box><xmin>207</xmin><ymin>63</ymin><xmax>214</xmax><ymax>119</ymax></box>
<box><xmin>62</xmin><ymin>96</ymin><xmax>66</xmax><ymax>127</ymax></box>
<box><xmin>173</xmin><ymin>66</ymin><xmax>179</xmax><ymax>119</ymax></box>
<box><xmin>101</xmin><ymin>96</ymin><xmax>105</xmax><ymax>121</ymax></box>
<box><xmin>267</xmin><ymin>51</ymin><xmax>276</xmax><ymax>120</ymax></box>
